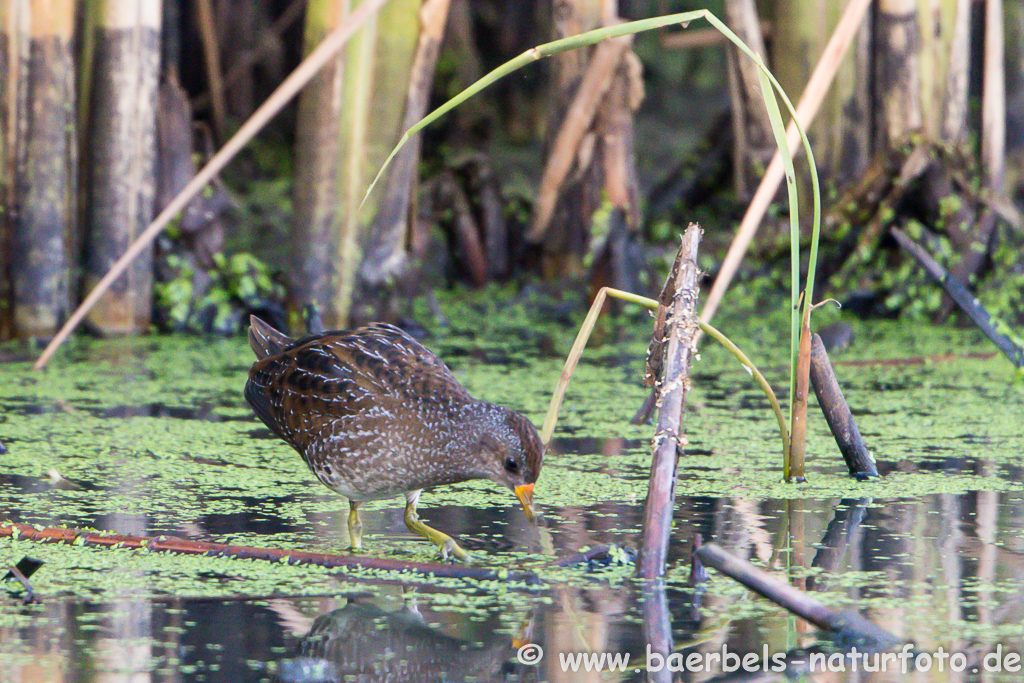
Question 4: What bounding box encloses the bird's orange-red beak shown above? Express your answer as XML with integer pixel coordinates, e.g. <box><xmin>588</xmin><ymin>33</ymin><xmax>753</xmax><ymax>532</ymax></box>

<box><xmin>514</xmin><ymin>483</ymin><xmax>536</xmax><ymax>523</ymax></box>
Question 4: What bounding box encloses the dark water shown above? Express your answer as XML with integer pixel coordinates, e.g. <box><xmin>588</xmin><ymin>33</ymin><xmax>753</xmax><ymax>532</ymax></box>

<box><xmin>1</xmin><ymin>322</ymin><xmax>1022</xmax><ymax>682</ymax></box>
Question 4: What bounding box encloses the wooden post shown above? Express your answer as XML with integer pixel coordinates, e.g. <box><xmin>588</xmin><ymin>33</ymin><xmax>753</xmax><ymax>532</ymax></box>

<box><xmin>2</xmin><ymin>0</ymin><xmax>76</xmax><ymax>339</ymax></box>
<box><xmin>637</xmin><ymin>224</ymin><xmax>702</xmax><ymax>579</ymax></box>
<box><xmin>874</xmin><ymin>0</ymin><xmax>922</xmax><ymax>150</ymax></box>
<box><xmin>84</xmin><ymin>0</ymin><xmax>162</xmax><ymax>334</ymax></box>
<box><xmin>939</xmin><ymin>0</ymin><xmax>971</xmax><ymax>142</ymax></box>
<box><xmin>289</xmin><ymin>0</ymin><xmax>347</xmax><ymax>327</ymax></box>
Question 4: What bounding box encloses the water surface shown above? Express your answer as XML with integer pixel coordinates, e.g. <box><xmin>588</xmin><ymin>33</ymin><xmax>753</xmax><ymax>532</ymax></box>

<box><xmin>2</xmin><ymin>305</ymin><xmax>1022</xmax><ymax>681</ymax></box>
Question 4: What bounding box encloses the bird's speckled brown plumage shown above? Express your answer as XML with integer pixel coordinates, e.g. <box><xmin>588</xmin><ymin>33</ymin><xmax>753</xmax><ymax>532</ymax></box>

<box><xmin>244</xmin><ymin>316</ymin><xmax>543</xmax><ymax>514</ymax></box>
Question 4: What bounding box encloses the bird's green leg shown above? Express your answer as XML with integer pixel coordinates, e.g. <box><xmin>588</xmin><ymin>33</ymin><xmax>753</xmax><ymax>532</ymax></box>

<box><xmin>403</xmin><ymin>490</ymin><xmax>470</xmax><ymax>561</ymax></box>
<box><xmin>348</xmin><ymin>500</ymin><xmax>363</xmax><ymax>551</ymax></box>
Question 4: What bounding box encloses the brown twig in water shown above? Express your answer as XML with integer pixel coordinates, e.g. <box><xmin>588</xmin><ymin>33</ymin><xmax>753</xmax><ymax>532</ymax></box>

<box><xmin>809</xmin><ymin>334</ymin><xmax>878</xmax><ymax>479</ymax></box>
<box><xmin>0</xmin><ymin>524</ymin><xmax>624</xmax><ymax>591</ymax></box>
<box><xmin>694</xmin><ymin>542</ymin><xmax>901</xmax><ymax>651</ymax></box>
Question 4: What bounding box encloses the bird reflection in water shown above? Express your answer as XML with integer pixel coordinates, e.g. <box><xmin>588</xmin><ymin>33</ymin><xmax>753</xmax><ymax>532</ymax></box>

<box><xmin>274</xmin><ymin>598</ymin><xmax>528</xmax><ymax>683</ymax></box>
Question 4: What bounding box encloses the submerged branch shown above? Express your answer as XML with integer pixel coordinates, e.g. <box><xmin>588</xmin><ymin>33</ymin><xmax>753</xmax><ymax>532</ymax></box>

<box><xmin>694</xmin><ymin>542</ymin><xmax>902</xmax><ymax>651</ymax></box>
<box><xmin>0</xmin><ymin>523</ymin><xmax>536</xmax><ymax>584</ymax></box>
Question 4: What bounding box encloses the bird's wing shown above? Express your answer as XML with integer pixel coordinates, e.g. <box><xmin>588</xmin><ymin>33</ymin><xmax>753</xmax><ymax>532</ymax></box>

<box><xmin>245</xmin><ymin>323</ymin><xmax>471</xmax><ymax>453</ymax></box>
<box><xmin>318</xmin><ymin>323</ymin><xmax>471</xmax><ymax>403</ymax></box>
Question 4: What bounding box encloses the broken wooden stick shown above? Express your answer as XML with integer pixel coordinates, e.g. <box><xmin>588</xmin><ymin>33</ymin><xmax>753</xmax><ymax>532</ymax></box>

<box><xmin>637</xmin><ymin>224</ymin><xmax>702</xmax><ymax>579</ymax></box>
<box><xmin>809</xmin><ymin>334</ymin><xmax>879</xmax><ymax>479</ymax></box>
<box><xmin>694</xmin><ymin>542</ymin><xmax>901</xmax><ymax>651</ymax></box>
<box><xmin>890</xmin><ymin>227</ymin><xmax>1024</xmax><ymax>368</ymax></box>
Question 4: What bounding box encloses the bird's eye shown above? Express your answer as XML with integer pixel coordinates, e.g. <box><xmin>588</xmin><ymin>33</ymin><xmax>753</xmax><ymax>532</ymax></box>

<box><xmin>504</xmin><ymin>457</ymin><xmax>519</xmax><ymax>473</ymax></box>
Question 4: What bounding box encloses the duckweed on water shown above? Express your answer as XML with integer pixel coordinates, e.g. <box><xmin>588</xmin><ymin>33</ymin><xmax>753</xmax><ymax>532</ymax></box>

<box><xmin>2</xmin><ymin>307</ymin><xmax>1022</xmax><ymax>570</ymax></box>
<box><xmin>2</xmin><ymin>289</ymin><xmax>1024</xmax><ymax>678</ymax></box>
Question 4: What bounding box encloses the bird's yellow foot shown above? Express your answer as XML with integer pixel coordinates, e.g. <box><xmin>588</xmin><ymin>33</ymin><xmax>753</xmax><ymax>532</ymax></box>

<box><xmin>438</xmin><ymin>536</ymin><xmax>472</xmax><ymax>563</ymax></box>
<box><xmin>404</xmin><ymin>494</ymin><xmax>472</xmax><ymax>562</ymax></box>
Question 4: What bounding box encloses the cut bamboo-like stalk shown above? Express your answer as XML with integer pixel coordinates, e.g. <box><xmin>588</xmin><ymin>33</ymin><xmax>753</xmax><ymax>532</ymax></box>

<box><xmin>33</xmin><ymin>0</ymin><xmax>390</xmax><ymax>368</ymax></box>
<box><xmin>874</xmin><ymin>0</ymin><xmax>923</xmax><ymax>149</ymax></box>
<box><xmin>5</xmin><ymin>0</ymin><xmax>76</xmax><ymax>338</ymax></box>
<box><xmin>360</xmin><ymin>0</ymin><xmax>452</xmax><ymax>285</ymax></box>
<box><xmin>84</xmin><ymin>0</ymin><xmax>162</xmax><ymax>334</ymax></box>
<box><xmin>940</xmin><ymin>0</ymin><xmax>972</xmax><ymax>141</ymax></box>
<box><xmin>292</xmin><ymin>0</ymin><xmax>421</xmax><ymax>327</ymax></box>
<box><xmin>771</xmin><ymin>1</ymin><xmax>870</xmax><ymax>185</ymax></box>
<box><xmin>289</xmin><ymin>0</ymin><xmax>354</xmax><ymax>326</ymax></box>
<box><xmin>981</xmin><ymin>0</ymin><xmax>1005</xmax><ymax>190</ymax></box>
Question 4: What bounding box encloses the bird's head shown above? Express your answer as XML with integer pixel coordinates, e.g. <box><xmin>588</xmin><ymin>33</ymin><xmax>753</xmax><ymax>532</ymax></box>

<box><xmin>475</xmin><ymin>406</ymin><xmax>544</xmax><ymax>522</ymax></box>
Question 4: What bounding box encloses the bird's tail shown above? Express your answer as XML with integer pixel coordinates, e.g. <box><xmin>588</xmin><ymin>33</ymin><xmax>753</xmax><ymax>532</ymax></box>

<box><xmin>248</xmin><ymin>315</ymin><xmax>292</xmax><ymax>359</ymax></box>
